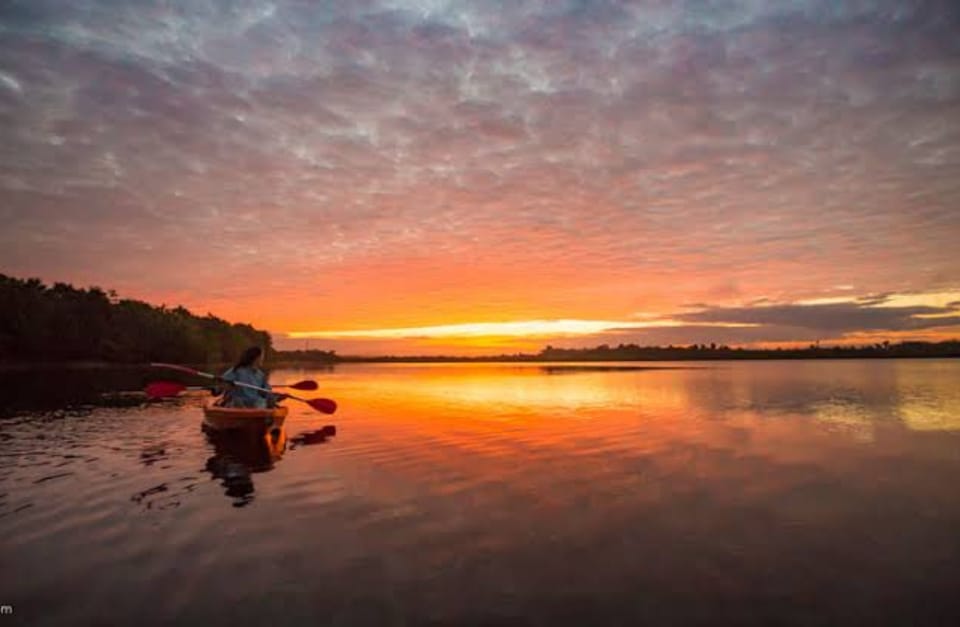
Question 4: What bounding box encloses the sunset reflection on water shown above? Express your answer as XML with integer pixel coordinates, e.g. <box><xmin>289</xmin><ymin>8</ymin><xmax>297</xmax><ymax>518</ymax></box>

<box><xmin>1</xmin><ymin>359</ymin><xmax>958</xmax><ymax>625</ymax></box>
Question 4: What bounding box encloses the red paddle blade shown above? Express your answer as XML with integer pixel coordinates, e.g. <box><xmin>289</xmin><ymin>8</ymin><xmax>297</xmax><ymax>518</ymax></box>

<box><xmin>307</xmin><ymin>398</ymin><xmax>338</xmax><ymax>414</ymax></box>
<box><xmin>145</xmin><ymin>381</ymin><xmax>186</xmax><ymax>398</ymax></box>
<box><xmin>284</xmin><ymin>380</ymin><xmax>318</xmax><ymax>391</ymax></box>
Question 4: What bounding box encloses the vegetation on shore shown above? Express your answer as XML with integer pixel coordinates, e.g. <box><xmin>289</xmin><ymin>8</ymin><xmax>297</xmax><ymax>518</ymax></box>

<box><xmin>277</xmin><ymin>340</ymin><xmax>960</xmax><ymax>364</ymax></box>
<box><xmin>0</xmin><ymin>274</ymin><xmax>272</xmax><ymax>364</ymax></box>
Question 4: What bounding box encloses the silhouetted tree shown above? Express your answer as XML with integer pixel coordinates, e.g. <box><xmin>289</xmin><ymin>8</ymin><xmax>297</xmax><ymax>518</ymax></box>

<box><xmin>0</xmin><ymin>274</ymin><xmax>275</xmax><ymax>364</ymax></box>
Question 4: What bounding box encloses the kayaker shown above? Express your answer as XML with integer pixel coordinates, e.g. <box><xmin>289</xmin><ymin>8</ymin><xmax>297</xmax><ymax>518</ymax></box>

<box><xmin>218</xmin><ymin>347</ymin><xmax>287</xmax><ymax>408</ymax></box>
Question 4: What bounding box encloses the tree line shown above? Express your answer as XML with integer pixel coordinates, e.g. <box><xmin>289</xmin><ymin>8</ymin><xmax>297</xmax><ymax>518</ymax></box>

<box><xmin>276</xmin><ymin>340</ymin><xmax>960</xmax><ymax>364</ymax></box>
<box><xmin>536</xmin><ymin>341</ymin><xmax>960</xmax><ymax>361</ymax></box>
<box><xmin>0</xmin><ymin>274</ymin><xmax>272</xmax><ymax>364</ymax></box>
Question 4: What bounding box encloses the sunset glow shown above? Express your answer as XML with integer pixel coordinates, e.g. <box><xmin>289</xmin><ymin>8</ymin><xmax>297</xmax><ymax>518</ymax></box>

<box><xmin>1</xmin><ymin>1</ymin><xmax>958</xmax><ymax>355</ymax></box>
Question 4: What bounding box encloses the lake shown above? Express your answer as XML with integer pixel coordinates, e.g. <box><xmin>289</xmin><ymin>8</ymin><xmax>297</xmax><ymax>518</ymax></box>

<box><xmin>1</xmin><ymin>360</ymin><xmax>959</xmax><ymax>625</ymax></box>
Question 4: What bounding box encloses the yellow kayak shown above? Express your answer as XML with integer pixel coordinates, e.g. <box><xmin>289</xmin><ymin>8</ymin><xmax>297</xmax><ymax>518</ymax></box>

<box><xmin>202</xmin><ymin>403</ymin><xmax>288</xmax><ymax>431</ymax></box>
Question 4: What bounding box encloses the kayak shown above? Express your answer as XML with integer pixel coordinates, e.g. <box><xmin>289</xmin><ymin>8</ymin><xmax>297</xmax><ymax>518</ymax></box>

<box><xmin>202</xmin><ymin>403</ymin><xmax>288</xmax><ymax>431</ymax></box>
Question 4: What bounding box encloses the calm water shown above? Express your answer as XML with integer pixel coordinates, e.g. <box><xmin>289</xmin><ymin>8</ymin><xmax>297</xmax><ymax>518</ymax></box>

<box><xmin>1</xmin><ymin>360</ymin><xmax>959</xmax><ymax>626</ymax></box>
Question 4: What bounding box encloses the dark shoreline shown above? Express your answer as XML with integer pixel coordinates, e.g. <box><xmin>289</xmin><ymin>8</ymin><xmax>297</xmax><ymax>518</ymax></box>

<box><xmin>271</xmin><ymin>355</ymin><xmax>959</xmax><ymax>368</ymax></box>
<box><xmin>2</xmin><ymin>353</ymin><xmax>958</xmax><ymax>371</ymax></box>
<box><xmin>273</xmin><ymin>339</ymin><xmax>960</xmax><ymax>365</ymax></box>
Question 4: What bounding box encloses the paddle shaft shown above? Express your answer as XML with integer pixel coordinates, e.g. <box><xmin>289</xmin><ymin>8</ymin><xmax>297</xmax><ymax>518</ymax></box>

<box><xmin>150</xmin><ymin>363</ymin><xmax>280</xmax><ymax>397</ymax></box>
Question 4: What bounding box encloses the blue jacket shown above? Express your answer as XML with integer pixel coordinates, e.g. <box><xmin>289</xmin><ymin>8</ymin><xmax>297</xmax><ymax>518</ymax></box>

<box><xmin>221</xmin><ymin>366</ymin><xmax>274</xmax><ymax>408</ymax></box>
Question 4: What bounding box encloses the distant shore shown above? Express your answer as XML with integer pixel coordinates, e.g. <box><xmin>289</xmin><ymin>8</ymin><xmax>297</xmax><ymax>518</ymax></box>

<box><xmin>269</xmin><ymin>354</ymin><xmax>960</xmax><ymax>367</ymax></box>
<box><xmin>274</xmin><ymin>340</ymin><xmax>960</xmax><ymax>365</ymax></box>
<box><xmin>2</xmin><ymin>340</ymin><xmax>958</xmax><ymax>370</ymax></box>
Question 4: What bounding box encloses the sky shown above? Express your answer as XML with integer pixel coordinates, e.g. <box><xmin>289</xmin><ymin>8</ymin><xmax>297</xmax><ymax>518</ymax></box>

<box><xmin>1</xmin><ymin>0</ymin><xmax>959</xmax><ymax>355</ymax></box>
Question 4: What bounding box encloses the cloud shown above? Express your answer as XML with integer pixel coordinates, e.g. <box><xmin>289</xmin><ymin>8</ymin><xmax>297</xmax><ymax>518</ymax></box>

<box><xmin>0</xmin><ymin>0</ymin><xmax>958</xmax><ymax>340</ymax></box>
<box><xmin>676</xmin><ymin>300</ymin><xmax>960</xmax><ymax>333</ymax></box>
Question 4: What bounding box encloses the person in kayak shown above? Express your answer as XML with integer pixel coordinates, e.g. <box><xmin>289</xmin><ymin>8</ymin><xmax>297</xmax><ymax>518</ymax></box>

<box><xmin>218</xmin><ymin>347</ymin><xmax>287</xmax><ymax>408</ymax></box>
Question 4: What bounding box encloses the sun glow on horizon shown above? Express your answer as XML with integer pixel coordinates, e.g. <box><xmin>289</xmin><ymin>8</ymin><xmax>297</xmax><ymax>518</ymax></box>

<box><xmin>287</xmin><ymin>318</ymin><xmax>761</xmax><ymax>340</ymax></box>
<box><xmin>275</xmin><ymin>289</ymin><xmax>960</xmax><ymax>356</ymax></box>
<box><xmin>289</xmin><ymin>319</ymin><xmax>672</xmax><ymax>340</ymax></box>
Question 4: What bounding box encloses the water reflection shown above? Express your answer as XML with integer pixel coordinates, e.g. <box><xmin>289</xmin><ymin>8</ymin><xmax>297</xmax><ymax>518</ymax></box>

<box><xmin>2</xmin><ymin>360</ymin><xmax>959</xmax><ymax>626</ymax></box>
<box><xmin>121</xmin><ymin>421</ymin><xmax>339</xmax><ymax>511</ymax></box>
<box><xmin>0</xmin><ymin>365</ymin><xmax>157</xmax><ymax>414</ymax></box>
<box><xmin>0</xmin><ymin>364</ymin><xmax>226</xmax><ymax>416</ymax></box>
<box><xmin>894</xmin><ymin>361</ymin><xmax>960</xmax><ymax>431</ymax></box>
<box><xmin>139</xmin><ymin>445</ymin><xmax>169</xmax><ymax>466</ymax></box>
<box><xmin>288</xmin><ymin>425</ymin><xmax>337</xmax><ymax>450</ymax></box>
<box><xmin>667</xmin><ymin>360</ymin><xmax>960</xmax><ymax>435</ymax></box>
<box><xmin>204</xmin><ymin>426</ymin><xmax>288</xmax><ymax>507</ymax></box>
<box><xmin>539</xmin><ymin>364</ymin><xmax>692</xmax><ymax>374</ymax></box>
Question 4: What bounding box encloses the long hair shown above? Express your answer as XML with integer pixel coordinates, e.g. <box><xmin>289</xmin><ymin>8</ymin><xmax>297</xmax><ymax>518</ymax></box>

<box><xmin>234</xmin><ymin>346</ymin><xmax>263</xmax><ymax>369</ymax></box>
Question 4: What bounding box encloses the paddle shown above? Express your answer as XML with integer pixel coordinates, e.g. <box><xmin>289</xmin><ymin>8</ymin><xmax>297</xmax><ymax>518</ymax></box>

<box><xmin>279</xmin><ymin>380</ymin><xmax>319</xmax><ymax>391</ymax></box>
<box><xmin>150</xmin><ymin>363</ymin><xmax>337</xmax><ymax>414</ymax></box>
<box><xmin>145</xmin><ymin>379</ymin><xmax>316</xmax><ymax>399</ymax></box>
<box><xmin>145</xmin><ymin>381</ymin><xmax>214</xmax><ymax>398</ymax></box>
